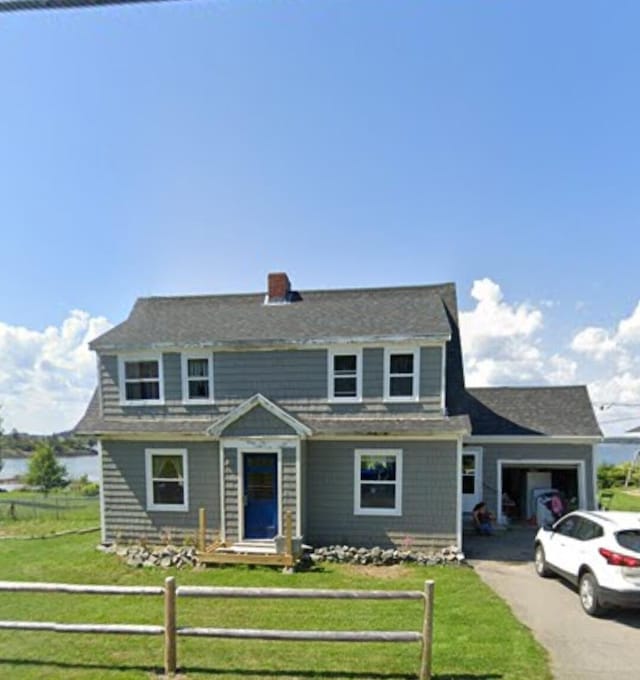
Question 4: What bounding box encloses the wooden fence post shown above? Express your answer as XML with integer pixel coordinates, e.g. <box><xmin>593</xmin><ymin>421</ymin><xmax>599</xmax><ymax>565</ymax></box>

<box><xmin>164</xmin><ymin>576</ymin><xmax>177</xmax><ymax>677</ymax></box>
<box><xmin>198</xmin><ymin>507</ymin><xmax>206</xmax><ymax>552</ymax></box>
<box><xmin>419</xmin><ymin>580</ymin><xmax>434</xmax><ymax>680</ymax></box>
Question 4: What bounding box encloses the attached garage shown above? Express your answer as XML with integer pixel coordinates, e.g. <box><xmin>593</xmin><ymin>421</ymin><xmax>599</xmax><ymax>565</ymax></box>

<box><xmin>463</xmin><ymin>385</ymin><xmax>602</xmax><ymax>532</ymax></box>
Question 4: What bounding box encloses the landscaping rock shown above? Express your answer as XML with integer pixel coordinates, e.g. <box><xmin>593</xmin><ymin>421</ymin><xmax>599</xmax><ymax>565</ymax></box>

<box><xmin>306</xmin><ymin>543</ymin><xmax>466</xmax><ymax>567</ymax></box>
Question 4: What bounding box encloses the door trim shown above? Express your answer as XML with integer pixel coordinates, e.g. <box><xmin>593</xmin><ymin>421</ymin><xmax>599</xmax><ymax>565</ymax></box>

<box><xmin>462</xmin><ymin>447</ymin><xmax>483</xmax><ymax>514</ymax></box>
<box><xmin>237</xmin><ymin>449</ymin><xmax>282</xmax><ymax>541</ymax></box>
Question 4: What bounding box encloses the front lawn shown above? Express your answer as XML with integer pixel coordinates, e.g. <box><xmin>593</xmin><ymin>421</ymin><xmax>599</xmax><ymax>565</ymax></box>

<box><xmin>0</xmin><ymin>532</ymin><xmax>550</xmax><ymax>679</ymax></box>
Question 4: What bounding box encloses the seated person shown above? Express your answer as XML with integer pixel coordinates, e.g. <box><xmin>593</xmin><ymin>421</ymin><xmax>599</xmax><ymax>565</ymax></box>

<box><xmin>472</xmin><ymin>502</ymin><xmax>494</xmax><ymax>536</ymax></box>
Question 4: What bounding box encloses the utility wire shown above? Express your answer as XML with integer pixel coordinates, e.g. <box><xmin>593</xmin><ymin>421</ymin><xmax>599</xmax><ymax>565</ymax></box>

<box><xmin>0</xmin><ymin>0</ymin><xmax>179</xmax><ymax>12</ymax></box>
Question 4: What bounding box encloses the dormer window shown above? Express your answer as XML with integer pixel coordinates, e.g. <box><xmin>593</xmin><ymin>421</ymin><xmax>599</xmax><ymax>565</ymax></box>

<box><xmin>328</xmin><ymin>349</ymin><xmax>362</xmax><ymax>402</ymax></box>
<box><xmin>119</xmin><ymin>356</ymin><xmax>164</xmax><ymax>405</ymax></box>
<box><xmin>384</xmin><ymin>348</ymin><xmax>419</xmax><ymax>401</ymax></box>
<box><xmin>182</xmin><ymin>353</ymin><xmax>214</xmax><ymax>403</ymax></box>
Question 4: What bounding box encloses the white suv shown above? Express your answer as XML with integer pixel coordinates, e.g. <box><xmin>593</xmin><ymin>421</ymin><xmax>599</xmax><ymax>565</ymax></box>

<box><xmin>534</xmin><ymin>511</ymin><xmax>640</xmax><ymax>616</ymax></box>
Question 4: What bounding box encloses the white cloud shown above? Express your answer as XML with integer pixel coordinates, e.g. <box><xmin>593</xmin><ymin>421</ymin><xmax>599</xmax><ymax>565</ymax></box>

<box><xmin>0</xmin><ymin>311</ymin><xmax>111</xmax><ymax>434</ymax></box>
<box><xmin>568</xmin><ymin>303</ymin><xmax>640</xmax><ymax>434</ymax></box>
<box><xmin>460</xmin><ymin>278</ymin><xmax>640</xmax><ymax>435</ymax></box>
<box><xmin>459</xmin><ymin>278</ymin><xmax>573</xmax><ymax>387</ymax></box>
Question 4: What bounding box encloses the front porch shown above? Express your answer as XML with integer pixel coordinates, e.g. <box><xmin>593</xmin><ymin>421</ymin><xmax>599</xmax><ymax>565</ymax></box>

<box><xmin>196</xmin><ymin>507</ymin><xmax>303</xmax><ymax>569</ymax></box>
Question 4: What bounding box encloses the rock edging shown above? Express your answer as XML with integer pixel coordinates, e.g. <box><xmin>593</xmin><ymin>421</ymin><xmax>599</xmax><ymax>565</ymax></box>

<box><xmin>102</xmin><ymin>542</ymin><xmax>466</xmax><ymax>570</ymax></box>
<box><xmin>98</xmin><ymin>543</ymin><xmax>198</xmax><ymax>569</ymax></box>
<box><xmin>305</xmin><ymin>544</ymin><xmax>466</xmax><ymax>567</ymax></box>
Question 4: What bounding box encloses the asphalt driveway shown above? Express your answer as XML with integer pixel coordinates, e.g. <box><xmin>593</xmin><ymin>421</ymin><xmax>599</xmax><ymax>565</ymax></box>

<box><xmin>465</xmin><ymin>528</ymin><xmax>640</xmax><ymax>680</ymax></box>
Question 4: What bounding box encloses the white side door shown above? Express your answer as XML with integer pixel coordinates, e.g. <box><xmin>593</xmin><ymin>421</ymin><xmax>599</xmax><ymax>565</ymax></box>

<box><xmin>462</xmin><ymin>449</ymin><xmax>482</xmax><ymax>513</ymax></box>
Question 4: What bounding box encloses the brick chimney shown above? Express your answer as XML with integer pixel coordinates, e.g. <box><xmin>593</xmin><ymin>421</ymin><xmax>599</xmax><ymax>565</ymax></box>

<box><xmin>267</xmin><ymin>272</ymin><xmax>292</xmax><ymax>303</ymax></box>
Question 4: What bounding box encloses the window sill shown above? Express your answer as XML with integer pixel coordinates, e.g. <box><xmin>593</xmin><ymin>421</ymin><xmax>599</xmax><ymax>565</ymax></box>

<box><xmin>121</xmin><ymin>400</ymin><xmax>165</xmax><ymax>407</ymax></box>
<box><xmin>147</xmin><ymin>504</ymin><xmax>189</xmax><ymax>512</ymax></box>
<box><xmin>354</xmin><ymin>508</ymin><xmax>402</xmax><ymax>517</ymax></box>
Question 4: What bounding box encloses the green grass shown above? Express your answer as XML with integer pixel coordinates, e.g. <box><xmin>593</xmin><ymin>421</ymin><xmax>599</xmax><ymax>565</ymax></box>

<box><xmin>599</xmin><ymin>487</ymin><xmax>640</xmax><ymax>512</ymax></box>
<box><xmin>0</xmin><ymin>490</ymin><xmax>99</xmax><ymax>537</ymax></box>
<box><xmin>0</xmin><ymin>532</ymin><xmax>550</xmax><ymax>679</ymax></box>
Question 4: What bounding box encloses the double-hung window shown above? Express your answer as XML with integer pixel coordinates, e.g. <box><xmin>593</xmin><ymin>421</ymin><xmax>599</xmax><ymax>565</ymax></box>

<box><xmin>384</xmin><ymin>348</ymin><xmax>419</xmax><ymax>401</ymax></box>
<box><xmin>145</xmin><ymin>449</ymin><xmax>189</xmax><ymax>511</ymax></box>
<box><xmin>328</xmin><ymin>349</ymin><xmax>362</xmax><ymax>401</ymax></box>
<box><xmin>354</xmin><ymin>449</ymin><xmax>402</xmax><ymax>516</ymax></box>
<box><xmin>182</xmin><ymin>353</ymin><xmax>213</xmax><ymax>403</ymax></box>
<box><xmin>120</xmin><ymin>357</ymin><xmax>163</xmax><ymax>404</ymax></box>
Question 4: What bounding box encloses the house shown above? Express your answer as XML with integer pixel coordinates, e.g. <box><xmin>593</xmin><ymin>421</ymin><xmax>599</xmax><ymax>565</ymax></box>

<box><xmin>75</xmin><ymin>273</ymin><xmax>602</xmax><ymax>550</ymax></box>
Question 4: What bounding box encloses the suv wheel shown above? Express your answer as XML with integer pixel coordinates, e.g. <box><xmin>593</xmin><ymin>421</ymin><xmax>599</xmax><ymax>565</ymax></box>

<box><xmin>579</xmin><ymin>571</ymin><xmax>604</xmax><ymax>617</ymax></box>
<box><xmin>534</xmin><ymin>544</ymin><xmax>552</xmax><ymax>577</ymax></box>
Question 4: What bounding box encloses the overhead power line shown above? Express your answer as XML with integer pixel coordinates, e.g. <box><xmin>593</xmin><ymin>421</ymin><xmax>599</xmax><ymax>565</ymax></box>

<box><xmin>0</xmin><ymin>0</ymin><xmax>179</xmax><ymax>12</ymax></box>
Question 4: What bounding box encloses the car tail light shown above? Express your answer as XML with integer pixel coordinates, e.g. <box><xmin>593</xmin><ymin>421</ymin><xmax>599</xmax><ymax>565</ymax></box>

<box><xmin>599</xmin><ymin>547</ymin><xmax>640</xmax><ymax>568</ymax></box>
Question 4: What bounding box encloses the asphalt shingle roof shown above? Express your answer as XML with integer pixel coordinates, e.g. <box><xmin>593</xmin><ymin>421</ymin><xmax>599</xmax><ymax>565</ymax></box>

<box><xmin>74</xmin><ymin>389</ymin><xmax>471</xmax><ymax>437</ymax></box>
<box><xmin>90</xmin><ymin>284</ymin><xmax>455</xmax><ymax>350</ymax></box>
<box><xmin>465</xmin><ymin>386</ymin><xmax>602</xmax><ymax>437</ymax></box>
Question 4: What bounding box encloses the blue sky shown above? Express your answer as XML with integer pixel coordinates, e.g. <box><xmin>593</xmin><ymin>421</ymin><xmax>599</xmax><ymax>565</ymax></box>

<box><xmin>1</xmin><ymin>1</ymin><xmax>639</xmax><ymax>434</ymax></box>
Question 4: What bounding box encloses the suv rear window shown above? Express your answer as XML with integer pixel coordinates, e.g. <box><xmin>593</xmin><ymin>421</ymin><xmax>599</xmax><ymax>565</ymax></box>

<box><xmin>616</xmin><ymin>530</ymin><xmax>640</xmax><ymax>554</ymax></box>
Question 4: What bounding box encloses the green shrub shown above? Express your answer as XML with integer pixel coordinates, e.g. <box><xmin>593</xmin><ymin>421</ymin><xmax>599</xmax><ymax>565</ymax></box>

<box><xmin>597</xmin><ymin>462</ymin><xmax>640</xmax><ymax>489</ymax></box>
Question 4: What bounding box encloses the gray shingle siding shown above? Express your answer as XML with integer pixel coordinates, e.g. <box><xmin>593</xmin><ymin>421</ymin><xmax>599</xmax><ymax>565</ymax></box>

<box><xmin>223</xmin><ymin>447</ymin><xmax>239</xmax><ymax>542</ymax></box>
<box><xmin>305</xmin><ymin>440</ymin><xmax>458</xmax><ymax>550</ymax></box>
<box><xmin>96</xmin><ymin>346</ymin><xmax>447</xmax><ymax>422</ymax></box>
<box><xmin>101</xmin><ymin>440</ymin><xmax>219</xmax><ymax>543</ymax></box>
<box><xmin>214</xmin><ymin>350</ymin><xmax>327</xmax><ymax>401</ymax></box>
<box><xmin>223</xmin><ymin>406</ymin><xmax>298</xmax><ymax>437</ymax></box>
<box><xmin>282</xmin><ymin>447</ymin><xmax>298</xmax><ymax>532</ymax></box>
<box><xmin>420</xmin><ymin>346</ymin><xmax>442</xmax><ymax>401</ymax></box>
<box><xmin>362</xmin><ymin>348</ymin><xmax>383</xmax><ymax>399</ymax></box>
<box><xmin>163</xmin><ymin>353</ymin><xmax>182</xmax><ymax>402</ymax></box>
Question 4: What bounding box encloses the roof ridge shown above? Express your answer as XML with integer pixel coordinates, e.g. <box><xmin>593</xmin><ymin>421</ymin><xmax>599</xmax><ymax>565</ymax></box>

<box><xmin>135</xmin><ymin>281</ymin><xmax>456</xmax><ymax>304</ymax></box>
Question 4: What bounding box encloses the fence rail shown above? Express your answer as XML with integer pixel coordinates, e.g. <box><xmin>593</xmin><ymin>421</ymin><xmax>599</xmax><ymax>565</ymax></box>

<box><xmin>0</xmin><ymin>577</ymin><xmax>435</xmax><ymax>679</ymax></box>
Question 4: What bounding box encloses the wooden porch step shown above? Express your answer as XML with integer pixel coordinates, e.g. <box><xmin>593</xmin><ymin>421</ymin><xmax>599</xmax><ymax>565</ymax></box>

<box><xmin>215</xmin><ymin>542</ymin><xmax>278</xmax><ymax>556</ymax></box>
<box><xmin>197</xmin><ymin>551</ymin><xmax>295</xmax><ymax>567</ymax></box>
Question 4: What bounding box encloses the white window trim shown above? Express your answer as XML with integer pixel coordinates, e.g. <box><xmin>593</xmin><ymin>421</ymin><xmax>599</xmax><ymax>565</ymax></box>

<box><xmin>145</xmin><ymin>448</ymin><xmax>189</xmax><ymax>512</ymax></box>
<box><xmin>383</xmin><ymin>347</ymin><xmax>420</xmax><ymax>402</ymax></box>
<box><xmin>354</xmin><ymin>448</ymin><xmax>403</xmax><ymax>516</ymax></box>
<box><xmin>119</xmin><ymin>354</ymin><xmax>164</xmax><ymax>406</ymax></box>
<box><xmin>328</xmin><ymin>347</ymin><xmax>363</xmax><ymax>403</ymax></box>
<box><xmin>181</xmin><ymin>352</ymin><xmax>214</xmax><ymax>404</ymax></box>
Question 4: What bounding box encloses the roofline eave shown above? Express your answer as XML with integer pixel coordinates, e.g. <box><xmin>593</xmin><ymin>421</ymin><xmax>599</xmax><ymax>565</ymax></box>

<box><xmin>90</xmin><ymin>333</ymin><xmax>452</xmax><ymax>353</ymax></box>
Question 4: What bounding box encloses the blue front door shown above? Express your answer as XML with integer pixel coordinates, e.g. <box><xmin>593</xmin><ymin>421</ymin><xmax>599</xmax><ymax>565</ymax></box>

<box><xmin>243</xmin><ymin>453</ymin><xmax>278</xmax><ymax>539</ymax></box>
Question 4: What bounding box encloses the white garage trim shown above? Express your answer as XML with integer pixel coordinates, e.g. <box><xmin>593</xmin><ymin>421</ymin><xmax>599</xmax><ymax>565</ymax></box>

<box><xmin>496</xmin><ymin>458</ymin><xmax>587</xmax><ymax>525</ymax></box>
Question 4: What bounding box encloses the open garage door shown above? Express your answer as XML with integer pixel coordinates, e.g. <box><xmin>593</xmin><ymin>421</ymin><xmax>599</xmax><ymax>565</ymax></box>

<box><xmin>497</xmin><ymin>460</ymin><xmax>586</xmax><ymax>526</ymax></box>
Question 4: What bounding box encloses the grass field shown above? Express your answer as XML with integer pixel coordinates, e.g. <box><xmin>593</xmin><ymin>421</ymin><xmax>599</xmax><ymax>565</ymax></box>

<box><xmin>598</xmin><ymin>487</ymin><xmax>640</xmax><ymax>512</ymax></box>
<box><xmin>0</xmin><ymin>530</ymin><xmax>551</xmax><ymax>679</ymax></box>
<box><xmin>0</xmin><ymin>490</ymin><xmax>99</xmax><ymax>537</ymax></box>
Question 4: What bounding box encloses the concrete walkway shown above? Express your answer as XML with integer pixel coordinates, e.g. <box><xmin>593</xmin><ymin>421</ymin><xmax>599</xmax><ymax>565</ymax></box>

<box><xmin>465</xmin><ymin>528</ymin><xmax>640</xmax><ymax>680</ymax></box>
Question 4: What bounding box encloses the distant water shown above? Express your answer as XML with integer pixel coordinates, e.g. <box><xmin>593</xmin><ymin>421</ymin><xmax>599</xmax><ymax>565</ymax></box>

<box><xmin>0</xmin><ymin>454</ymin><xmax>99</xmax><ymax>491</ymax></box>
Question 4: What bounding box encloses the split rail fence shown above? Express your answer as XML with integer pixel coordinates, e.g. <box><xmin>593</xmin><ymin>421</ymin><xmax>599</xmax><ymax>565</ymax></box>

<box><xmin>0</xmin><ymin>577</ymin><xmax>435</xmax><ymax>679</ymax></box>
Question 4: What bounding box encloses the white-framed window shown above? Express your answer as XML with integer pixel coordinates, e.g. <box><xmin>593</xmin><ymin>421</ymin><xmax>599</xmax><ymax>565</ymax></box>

<box><xmin>119</xmin><ymin>356</ymin><xmax>164</xmax><ymax>405</ymax></box>
<box><xmin>354</xmin><ymin>449</ymin><xmax>403</xmax><ymax>516</ymax></box>
<box><xmin>181</xmin><ymin>353</ymin><xmax>214</xmax><ymax>403</ymax></box>
<box><xmin>384</xmin><ymin>348</ymin><xmax>419</xmax><ymax>401</ymax></box>
<box><xmin>328</xmin><ymin>348</ymin><xmax>362</xmax><ymax>402</ymax></box>
<box><xmin>145</xmin><ymin>449</ymin><xmax>189</xmax><ymax>512</ymax></box>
